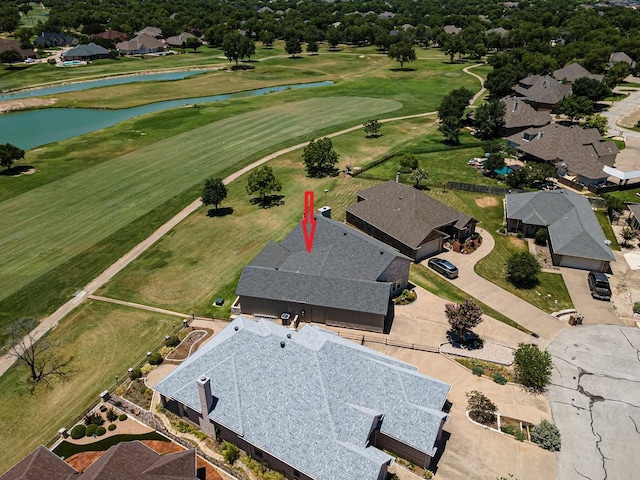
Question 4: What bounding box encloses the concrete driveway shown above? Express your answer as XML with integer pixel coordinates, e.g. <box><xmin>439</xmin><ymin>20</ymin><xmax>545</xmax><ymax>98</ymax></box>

<box><xmin>559</xmin><ymin>268</ymin><xmax>622</xmax><ymax>325</ymax></box>
<box><xmin>547</xmin><ymin>325</ymin><xmax>640</xmax><ymax>480</ymax></box>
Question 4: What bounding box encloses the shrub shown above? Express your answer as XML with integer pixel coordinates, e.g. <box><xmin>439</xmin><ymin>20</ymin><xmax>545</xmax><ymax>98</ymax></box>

<box><xmin>500</xmin><ymin>424</ymin><xmax>517</xmax><ymax>435</ymax></box>
<box><xmin>106</xmin><ymin>408</ymin><xmax>118</xmax><ymax>422</ymax></box>
<box><xmin>472</xmin><ymin>366</ymin><xmax>484</xmax><ymax>376</ymax></box>
<box><xmin>70</xmin><ymin>424</ymin><xmax>86</xmax><ymax>439</ymax></box>
<box><xmin>399</xmin><ymin>153</ymin><xmax>418</xmax><ymax>173</ymax></box>
<box><xmin>119</xmin><ymin>413</ymin><xmax>128</xmax><ymax>421</ymax></box>
<box><xmin>129</xmin><ymin>367</ymin><xmax>142</xmax><ymax>380</ymax></box>
<box><xmin>85</xmin><ymin>424</ymin><xmax>97</xmax><ymax>436</ymax></box>
<box><xmin>148</xmin><ymin>352</ymin><xmax>163</xmax><ymax>365</ymax></box>
<box><xmin>423</xmin><ymin>470</ymin><xmax>434</xmax><ymax>479</ymax></box>
<box><xmin>466</xmin><ymin>390</ymin><xmax>497</xmax><ymax>425</ymax></box>
<box><xmin>514</xmin><ymin>343</ymin><xmax>553</xmax><ymax>390</ymax></box>
<box><xmin>507</xmin><ymin>251</ymin><xmax>541</xmax><ymax>288</ymax></box>
<box><xmin>85</xmin><ymin>412</ymin><xmax>105</xmax><ymax>426</ymax></box>
<box><xmin>108</xmin><ymin>423</ymin><xmax>117</xmax><ymax>431</ymax></box>
<box><xmin>634</xmin><ymin>302</ymin><xmax>640</xmax><ymax>314</ymax></box>
<box><xmin>165</xmin><ymin>334</ymin><xmax>180</xmax><ymax>347</ymax></box>
<box><xmin>514</xmin><ymin>430</ymin><xmax>526</xmax><ymax>442</ymax></box>
<box><xmin>493</xmin><ymin>373</ymin><xmax>508</xmax><ymax>385</ymax></box>
<box><xmin>531</xmin><ymin>420</ymin><xmax>561</xmax><ymax>451</ymax></box>
<box><xmin>221</xmin><ymin>441</ymin><xmax>240</xmax><ymax>465</ymax></box>
<box><xmin>95</xmin><ymin>426</ymin><xmax>107</xmax><ymax>436</ymax></box>
<box><xmin>140</xmin><ymin>363</ymin><xmax>155</xmax><ymax>375</ymax></box>
<box><xmin>534</xmin><ymin>228</ymin><xmax>548</xmax><ymax>246</ymax></box>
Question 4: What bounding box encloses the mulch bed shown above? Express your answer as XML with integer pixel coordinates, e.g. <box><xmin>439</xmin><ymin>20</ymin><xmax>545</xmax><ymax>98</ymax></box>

<box><xmin>167</xmin><ymin>328</ymin><xmax>213</xmax><ymax>361</ymax></box>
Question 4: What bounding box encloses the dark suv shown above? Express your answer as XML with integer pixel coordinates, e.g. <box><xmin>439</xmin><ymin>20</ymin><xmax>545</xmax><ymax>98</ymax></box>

<box><xmin>588</xmin><ymin>271</ymin><xmax>611</xmax><ymax>300</ymax></box>
<box><xmin>427</xmin><ymin>257</ymin><xmax>459</xmax><ymax>279</ymax></box>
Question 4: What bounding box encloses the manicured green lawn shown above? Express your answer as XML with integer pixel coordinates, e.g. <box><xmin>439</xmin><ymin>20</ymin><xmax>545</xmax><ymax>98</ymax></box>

<box><xmin>0</xmin><ymin>97</ymin><xmax>400</xmax><ymax>324</ymax></box>
<box><xmin>18</xmin><ymin>3</ymin><xmax>49</xmax><ymax>29</ymax></box>
<box><xmin>595</xmin><ymin>210</ymin><xmax>621</xmax><ymax>251</ymax></box>
<box><xmin>0</xmin><ymin>301</ymin><xmax>177</xmax><ymax>473</ymax></box>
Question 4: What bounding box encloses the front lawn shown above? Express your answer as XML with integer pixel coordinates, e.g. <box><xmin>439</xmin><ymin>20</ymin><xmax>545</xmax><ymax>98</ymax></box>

<box><xmin>595</xmin><ymin>210</ymin><xmax>621</xmax><ymax>251</ymax></box>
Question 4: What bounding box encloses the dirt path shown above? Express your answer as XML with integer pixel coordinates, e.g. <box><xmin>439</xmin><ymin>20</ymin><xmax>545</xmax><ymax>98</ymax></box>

<box><xmin>0</xmin><ymin>66</ymin><xmax>483</xmax><ymax>378</ymax></box>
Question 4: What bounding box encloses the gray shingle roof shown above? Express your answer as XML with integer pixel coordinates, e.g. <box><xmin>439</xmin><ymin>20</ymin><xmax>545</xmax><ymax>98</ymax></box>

<box><xmin>502</xmin><ymin>96</ymin><xmax>551</xmax><ymax>130</ymax></box>
<box><xmin>506</xmin><ymin>190</ymin><xmax>615</xmax><ymax>262</ymax></box>
<box><xmin>609</xmin><ymin>51</ymin><xmax>636</xmax><ymax>68</ymax></box>
<box><xmin>513</xmin><ymin>75</ymin><xmax>571</xmax><ymax>105</ymax></box>
<box><xmin>553</xmin><ymin>63</ymin><xmax>604</xmax><ymax>83</ymax></box>
<box><xmin>345</xmin><ymin>181</ymin><xmax>475</xmax><ymax>249</ymax></box>
<box><xmin>628</xmin><ymin>203</ymin><xmax>640</xmax><ymax>220</ymax></box>
<box><xmin>62</xmin><ymin>43</ymin><xmax>109</xmax><ymax>59</ymax></box>
<box><xmin>154</xmin><ymin>318</ymin><xmax>450</xmax><ymax>480</ymax></box>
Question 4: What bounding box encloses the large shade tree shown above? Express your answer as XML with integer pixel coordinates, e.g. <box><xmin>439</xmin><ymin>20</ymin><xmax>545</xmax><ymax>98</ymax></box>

<box><xmin>387</xmin><ymin>41</ymin><xmax>416</xmax><ymax>70</ymax></box>
<box><xmin>0</xmin><ymin>142</ymin><xmax>25</xmax><ymax>171</ymax></box>
<box><xmin>445</xmin><ymin>298</ymin><xmax>483</xmax><ymax>343</ymax></box>
<box><xmin>246</xmin><ymin>165</ymin><xmax>282</xmax><ymax>206</ymax></box>
<box><xmin>302</xmin><ymin>137</ymin><xmax>339</xmax><ymax>177</ymax></box>
<box><xmin>201</xmin><ymin>177</ymin><xmax>227</xmax><ymax>212</ymax></box>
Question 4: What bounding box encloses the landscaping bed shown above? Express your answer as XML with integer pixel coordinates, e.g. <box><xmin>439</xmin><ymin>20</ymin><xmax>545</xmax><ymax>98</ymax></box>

<box><xmin>122</xmin><ymin>379</ymin><xmax>153</xmax><ymax>410</ymax></box>
<box><xmin>455</xmin><ymin>357</ymin><xmax>515</xmax><ymax>382</ymax></box>
<box><xmin>167</xmin><ymin>328</ymin><xmax>213</xmax><ymax>361</ymax></box>
<box><xmin>54</xmin><ymin>431</ymin><xmax>170</xmax><ymax>459</ymax></box>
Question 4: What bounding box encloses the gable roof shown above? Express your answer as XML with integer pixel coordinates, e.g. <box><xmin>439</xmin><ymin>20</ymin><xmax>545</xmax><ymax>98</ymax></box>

<box><xmin>505</xmin><ymin>123</ymin><xmax>618</xmax><ymax>180</ymax></box>
<box><xmin>154</xmin><ymin>317</ymin><xmax>450</xmax><ymax>480</ymax></box>
<box><xmin>136</xmin><ymin>26</ymin><xmax>163</xmax><ymax>38</ymax></box>
<box><xmin>513</xmin><ymin>75</ymin><xmax>571</xmax><ymax>105</ymax></box>
<box><xmin>165</xmin><ymin>33</ymin><xmax>196</xmax><ymax>47</ymax></box>
<box><xmin>486</xmin><ymin>27</ymin><xmax>508</xmax><ymax>36</ymax></box>
<box><xmin>345</xmin><ymin>181</ymin><xmax>475</xmax><ymax>249</ymax></box>
<box><xmin>34</xmin><ymin>32</ymin><xmax>77</xmax><ymax>46</ymax></box>
<box><xmin>506</xmin><ymin>190</ymin><xmax>615</xmax><ymax>262</ymax></box>
<box><xmin>609</xmin><ymin>51</ymin><xmax>636</xmax><ymax>68</ymax></box>
<box><xmin>116</xmin><ymin>34</ymin><xmax>164</xmax><ymax>52</ymax></box>
<box><xmin>0</xmin><ymin>38</ymin><xmax>35</xmax><ymax>60</ymax></box>
<box><xmin>0</xmin><ymin>446</ymin><xmax>77</xmax><ymax>480</ymax></box>
<box><xmin>236</xmin><ymin>216</ymin><xmax>409</xmax><ymax>316</ymax></box>
<box><xmin>553</xmin><ymin>62</ymin><xmax>604</xmax><ymax>83</ymax></box>
<box><xmin>62</xmin><ymin>43</ymin><xmax>109</xmax><ymax>59</ymax></box>
<box><xmin>443</xmin><ymin>25</ymin><xmax>461</xmax><ymax>34</ymax></box>
<box><xmin>502</xmin><ymin>96</ymin><xmax>551</xmax><ymax>130</ymax></box>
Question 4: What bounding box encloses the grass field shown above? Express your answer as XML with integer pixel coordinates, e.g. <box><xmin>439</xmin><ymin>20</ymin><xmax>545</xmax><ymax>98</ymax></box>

<box><xmin>0</xmin><ymin>301</ymin><xmax>177</xmax><ymax>473</ymax></box>
<box><xmin>18</xmin><ymin>3</ymin><xmax>49</xmax><ymax>29</ymax></box>
<box><xmin>595</xmin><ymin>210</ymin><xmax>621</xmax><ymax>251</ymax></box>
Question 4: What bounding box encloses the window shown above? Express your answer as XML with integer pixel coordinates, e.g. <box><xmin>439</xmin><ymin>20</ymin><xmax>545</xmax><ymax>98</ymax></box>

<box><xmin>293</xmin><ymin>470</ymin><xmax>300</xmax><ymax>478</ymax></box>
<box><xmin>254</xmin><ymin>448</ymin><xmax>263</xmax><ymax>458</ymax></box>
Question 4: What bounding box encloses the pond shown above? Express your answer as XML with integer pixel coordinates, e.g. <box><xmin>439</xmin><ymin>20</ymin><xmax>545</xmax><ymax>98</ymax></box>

<box><xmin>0</xmin><ymin>69</ymin><xmax>210</xmax><ymax>100</ymax></box>
<box><xmin>0</xmin><ymin>81</ymin><xmax>334</xmax><ymax>150</ymax></box>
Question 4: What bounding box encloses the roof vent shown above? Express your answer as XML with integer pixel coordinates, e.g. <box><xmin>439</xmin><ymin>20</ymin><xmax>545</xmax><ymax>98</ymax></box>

<box><xmin>200</xmin><ymin>376</ymin><xmax>207</xmax><ymax>382</ymax></box>
<box><xmin>280</xmin><ymin>341</ymin><xmax>286</xmax><ymax>348</ymax></box>
<box><xmin>380</xmin><ymin>250</ymin><xmax>384</xmax><ymax>255</ymax></box>
<box><xmin>343</xmin><ymin>231</ymin><xmax>347</xmax><ymax>236</ymax></box>
<box><xmin>287</xmin><ymin>333</ymin><xmax>292</xmax><ymax>339</ymax></box>
<box><xmin>234</xmin><ymin>326</ymin><xmax>239</xmax><ymax>331</ymax></box>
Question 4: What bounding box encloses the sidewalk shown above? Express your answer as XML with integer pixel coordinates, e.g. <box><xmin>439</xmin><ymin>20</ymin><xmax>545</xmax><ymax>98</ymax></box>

<box><xmin>432</xmin><ymin>229</ymin><xmax>567</xmax><ymax>347</ymax></box>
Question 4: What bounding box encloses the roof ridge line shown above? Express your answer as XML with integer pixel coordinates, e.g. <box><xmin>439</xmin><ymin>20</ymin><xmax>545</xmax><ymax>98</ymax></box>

<box><xmin>313</xmin><ymin>353</ymin><xmax>338</xmax><ymax>440</ymax></box>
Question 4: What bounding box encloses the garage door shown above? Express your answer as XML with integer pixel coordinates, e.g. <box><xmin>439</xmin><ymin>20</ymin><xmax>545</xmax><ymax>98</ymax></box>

<box><xmin>416</xmin><ymin>238</ymin><xmax>442</xmax><ymax>262</ymax></box>
<box><xmin>560</xmin><ymin>255</ymin><xmax>604</xmax><ymax>271</ymax></box>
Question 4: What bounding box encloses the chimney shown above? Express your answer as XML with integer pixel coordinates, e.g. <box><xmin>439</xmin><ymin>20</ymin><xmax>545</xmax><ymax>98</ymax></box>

<box><xmin>197</xmin><ymin>375</ymin><xmax>214</xmax><ymax>415</ymax></box>
<box><xmin>396</xmin><ymin>171</ymin><xmax>400</xmax><ymax>183</ymax></box>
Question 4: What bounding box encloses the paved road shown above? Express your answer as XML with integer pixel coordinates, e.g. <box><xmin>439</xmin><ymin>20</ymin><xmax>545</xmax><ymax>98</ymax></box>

<box><xmin>547</xmin><ymin>324</ymin><xmax>640</xmax><ymax>480</ymax></box>
<box><xmin>432</xmin><ymin>228</ymin><xmax>567</xmax><ymax>347</ymax></box>
<box><xmin>603</xmin><ymin>86</ymin><xmax>640</xmax><ymax>138</ymax></box>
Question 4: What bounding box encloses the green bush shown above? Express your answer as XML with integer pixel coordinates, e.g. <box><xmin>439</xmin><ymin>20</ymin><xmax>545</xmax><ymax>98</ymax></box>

<box><xmin>634</xmin><ymin>302</ymin><xmax>640</xmax><ymax>314</ymax></box>
<box><xmin>531</xmin><ymin>420</ymin><xmax>561</xmax><ymax>451</ymax></box>
<box><xmin>500</xmin><ymin>424</ymin><xmax>517</xmax><ymax>435</ymax></box>
<box><xmin>108</xmin><ymin>423</ymin><xmax>117</xmax><ymax>431</ymax></box>
<box><xmin>165</xmin><ymin>335</ymin><xmax>180</xmax><ymax>347</ymax></box>
<box><xmin>534</xmin><ymin>228</ymin><xmax>549</xmax><ymax>246</ymax></box>
<box><xmin>472</xmin><ymin>366</ymin><xmax>484</xmax><ymax>377</ymax></box>
<box><xmin>221</xmin><ymin>441</ymin><xmax>240</xmax><ymax>465</ymax></box>
<box><xmin>85</xmin><ymin>424</ymin><xmax>97</xmax><ymax>436</ymax></box>
<box><xmin>85</xmin><ymin>412</ymin><xmax>105</xmax><ymax>426</ymax></box>
<box><xmin>423</xmin><ymin>470</ymin><xmax>434</xmax><ymax>479</ymax></box>
<box><xmin>148</xmin><ymin>352</ymin><xmax>163</xmax><ymax>365</ymax></box>
<box><xmin>493</xmin><ymin>373</ymin><xmax>508</xmax><ymax>385</ymax></box>
<box><xmin>106</xmin><ymin>408</ymin><xmax>118</xmax><ymax>422</ymax></box>
<box><xmin>95</xmin><ymin>426</ymin><xmax>107</xmax><ymax>436</ymax></box>
<box><xmin>70</xmin><ymin>424</ymin><xmax>86</xmax><ymax>439</ymax></box>
<box><xmin>514</xmin><ymin>343</ymin><xmax>553</xmax><ymax>390</ymax></box>
<box><xmin>514</xmin><ymin>430</ymin><xmax>526</xmax><ymax>442</ymax></box>
<box><xmin>129</xmin><ymin>367</ymin><xmax>142</xmax><ymax>380</ymax></box>
<box><xmin>119</xmin><ymin>413</ymin><xmax>127</xmax><ymax>421</ymax></box>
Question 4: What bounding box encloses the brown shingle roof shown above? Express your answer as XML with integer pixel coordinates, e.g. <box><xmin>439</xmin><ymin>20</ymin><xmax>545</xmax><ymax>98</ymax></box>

<box><xmin>502</xmin><ymin>96</ymin><xmax>551</xmax><ymax>129</ymax></box>
<box><xmin>0</xmin><ymin>446</ymin><xmax>78</xmax><ymax>480</ymax></box>
<box><xmin>345</xmin><ymin>181</ymin><xmax>475</xmax><ymax>249</ymax></box>
<box><xmin>513</xmin><ymin>75</ymin><xmax>571</xmax><ymax>106</ymax></box>
<box><xmin>0</xmin><ymin>38</ymin><xmax>35</xmax><ymax>60</ymax></box>
<box><xmin>553</xmin><ymin>63</ymin><xmax>604</xmax><ymax>83</ymax></box>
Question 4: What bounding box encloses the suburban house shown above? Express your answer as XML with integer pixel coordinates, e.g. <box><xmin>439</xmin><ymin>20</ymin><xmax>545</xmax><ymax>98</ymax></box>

<box><xmin>136</xmin><ymin>26</ymin><xmax>163</xmax><ymax>38</ymax></box>
<box><xmin>486</xmin><ymin>27</ymin><xmax>508</xmax><ymax>36</ymax></box>
<box><xmin>235</xmin><ymin>215</ymin><xmax>411</xmax><ymax>333</ymax></box>
<box><xmin>116</xmin><ymin>34</ymin><xmax>165</xmax><ymax>55</ymax></box>
<box><xmin>345</xmin><ymin>181</ymin><xmax>477</xmax><ymax>262</ymax></box>
<box><xmin>505</xmin><ymin>123</ymin><xmax>619</xmax><ymax>186</ymax></box>
<box><xmin>443</xmin><ymin>25</ymin><xmax>461</xmax><ymax>34</ymax></box>
<box><xmin>513</xmin><ymin>74</ymin><xmax>572</xmax><ymax>110</ymax></box>
<box><xmin>166</xmin><ymin>32</ymin><xmax>196</xmax><ymax>48</ymax></box>
<box><xmin>627</xmin><ymin>204</ymin><xmax>640</xmax><ymax>231</ymax></box>
<box><xmin>553</xmin><ymin>62</ymin><xmax>604</xmax><ymax>83</ymax></box>
<box><xmin>506</xmin><ymin>190</ymin><xmax>615</xmax><ymax>271</ymax></box>
<box><xmin>33</xmin><ymin>32</ymin><xmax>78</xmax><ymax>48</ymax></box>
<box><xmin>92</xmin><ymin>30</ymin><xmax>128</xmax><ymax>42</ymax></box>
<box><xmin>0</xmin><ymin>442</ymin><xmax>198</xmax><ymax>480</ymax></box>
<box><xmin>501</xmin><ymin>96</ymin><xmax>552</xmax><ymax>135</ymax></box>
<box><xmin>609</xmin><ymin>51</ymin><xmax>636</xmax><ymax>69</ymax></box>
<box><xmin>154</xmin><ymin>317</ymin><xmax>451</xmax><ymax>480</ymax></box>
<box><xmin>61</xmin><ymin>43</ymin><xmax>110</xmax><ymax>61</ymax></box>
<box><xmin>0</xmin><ymin>38</ymin><xmax>35</xmax><ymax>60</ymax></box>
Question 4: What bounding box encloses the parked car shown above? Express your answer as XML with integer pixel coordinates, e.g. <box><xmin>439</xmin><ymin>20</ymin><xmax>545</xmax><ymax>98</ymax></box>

<box><xmin>588</xmin><ymin>271</ymin><xmax>611</xmax><ymax>300</ymax></box>
<box><xmin>428</xmin><ymin>257</ymin><xmax>459</xmax><ymax>279</ymax></box>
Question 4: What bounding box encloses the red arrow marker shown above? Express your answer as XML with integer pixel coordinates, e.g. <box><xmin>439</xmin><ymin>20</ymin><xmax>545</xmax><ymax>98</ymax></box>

<box><xmin>302</xmin><ymin>191</ymin><xmax>316</xmax><ymax>253</ymax></box>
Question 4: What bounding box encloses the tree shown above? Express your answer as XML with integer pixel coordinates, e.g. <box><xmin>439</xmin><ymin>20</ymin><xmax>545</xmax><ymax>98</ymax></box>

<box><xmin>18</xmin><ymin>4</ymin><xmax>33</xmax><ymax>18</ymax></box>
<box><xmin>531</xmin><ymin>420</ymin><xmax>562</xmax><ymax>451</ymax></box>
<box><xmin>0</xmin><ymin>49</ymin><xmax>23</xmax><ymax>69</ymax></box>
<box><xmin>620</xmin><ymin>226</ymin><xmax>636</xmax><ymax>248</ymax></box>
<box><xmin>506</xmin><ymin>169</ymin><xmax>528</xmax><ymax>189</ymax></box>
<box><xmin>399</xmin><ymin>153</ymin><xmax>418</xmax><ymax>173</ymax></box>
<box><xmin>527</xmin><ymin>162</ymin><xmax>557</xmax><ymax>186</ymax></box>
<box><xmin>0</xmin><ymin>142</ymin><xmax>25</xmax><ymax>170</ymax></box>
<box><xmin>326</xmin><ymin>28</ymin><xmax>341</xmax><ymax>50</ymax></box>
<box><xmin>440</xmin><ymin>116</ymin><xmax>461</xmax><ymax>144</ymax></box>
<box><xmin>474</xmin><ymin>99</ymin><xmax>506</xmax><ymax>139</ymax></box>
<box><xmin>260</xmin><ymin>31</ymin><xmax>275</xmax><ymax>48</ymax></box>
<box><xmin>222</xmin><ymin>31</ymin><xmax>244</xmax><ymax>66</ymax></box>
<box><xmin>441</xmin><ymin>34</ymin><xmax>463</xmax><ymax>63</ymax></box>
<box><xmin>445</xmin><ymin>299</ymin><xmax>483</xmax><ymax>343</ymax></box>
<box><xmin>514</xmin><ymin>343</ymin><xmax>553</xmax><ymax>391</ymax></box>
<box><xmin>201</xmin><ymin>177</ymin><xmax>227</xmax><ymax>212</ymax></box>
<box><xmin>466</xmin><ymin>390</ymin><xmax>497</xmax><ymax>425</ymax></box>
<box><xmin>581</xmin><ymin>114</ymin><xmax>609</xmax><ymax>136</ymax></box>
<box><xmin>605</xmin><ymin>61</ymin><xmax>632</xmax><ymax>88</ymax></box>
<box><xmin>603</xmin><ymin>193</ymin><xmax>625</xmax><ymax>220</ymax></box>
<box><xmin>534</xmin><ymin>227</ymin><xmax>549</xmax><ymax>246</ymax></box>
<box><xmin>555</xmin><ymin>96</ymin><xmax>594</xmax><ymax>122</ymax></box>
<box><xmin>246</xmin><ymin>165</ymin><xmax>282</xmax><ymax>205</ymax></box>
<box><xmin>184</xmin><ymin>37</ymin><xmax>201</xmax><ymax>52</ymax></box>
<box><xmin>6</xmin><ymin>320</ymin><xmax>75</xmax><ymax>391</ymax></box>
<box><xmin>484</xmin><ymin>152</ymin><xmax>506</xmax><ymax>175</ymax></box>
<box><xmin>302</xmin><ymin>137</ymin><xmax>339</xmax><ymax>177</ymax></box>
<box><xmin>240</xmin><ymin>36</ymin><xmax>255</xmax><ymax>62</ymax></box>
<box><xmin>410</xmin><ymin>168</ymin><xmax>428</xmax><ymax>188</ymax></box>
<box><xmin>285</xmin><ymin>37</ymin><xmax>302</xmax><ymax>58</ymax></box>
<box><xmin>571</xmin><ymin>77</ymin><xmax>611</xmax><ymax>102</ymax></box>
<box><xmin>307</xmin><ymin>41</ymin><xmax>318</xmax><ymax>55</ymax></box>
<box><xmin>507</xmin><ymin>251</ymin><xmax>541</xmax><ymax>288</ymax></box>
<box><xmin>0</xmin><ymin>6</ymin><xmax>20</xmax><ymax>34</ymax></box>
<box><xmin>438</xmin><ymin>87</ymin><xmax>474</xmax><ymax>121</ymax></box>
<box><xmin>387</xmin><ymin>41</ymin><xmax>416</xmax><ymax>70</ymax></box>
<box><xmin>364</xmin><ymin>119</ymin><xmax>381</xmax><ymax>138</ymax></box>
